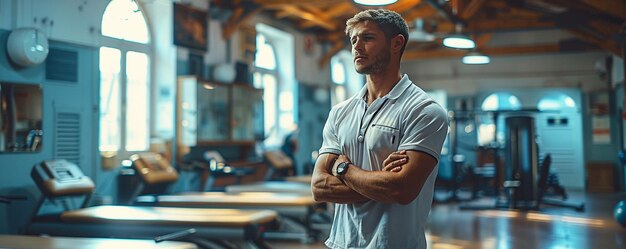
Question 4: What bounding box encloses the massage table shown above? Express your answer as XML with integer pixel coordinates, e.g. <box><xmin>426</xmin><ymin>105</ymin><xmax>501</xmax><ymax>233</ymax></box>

<box><xmin>27</xmin><ymin>159</ymin><xmax>277</xmax><ymax>249</ymax></box>
<box><xmin>131</xmin><ymin>153</ymin><xmax>325</xmax><ymax>243</ymax></box>
<box><xmin>0</xmin><ymin>235</ymin><xmax>197</xmax><ymax>249</ymax></box>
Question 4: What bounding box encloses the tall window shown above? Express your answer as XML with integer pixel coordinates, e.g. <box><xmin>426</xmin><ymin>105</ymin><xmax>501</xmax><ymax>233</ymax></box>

<box><xmin>330</xmin><ymin>57</ymin><xmax>347</xmax><ymax>106</ymax></box>
<box><xmin>253</xmin><ymin>24</ymin><xmax>295</xmax><ymax>148</ymax></box>
<box><xmin>99</xmin><ymin>0</ymin><xmax>151</xmax><ymax>154</ymax></box>
<box><xmin>254</xmin><ymin>34</ymin><xmax>279</xmax><ymax>145</ymax></box>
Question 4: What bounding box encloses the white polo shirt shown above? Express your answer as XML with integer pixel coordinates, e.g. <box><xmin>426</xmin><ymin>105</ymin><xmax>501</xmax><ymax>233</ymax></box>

<box><xmin>319</xmin><ymin>74</ymin><xmax>448</xmax><ymax>249</ymax></box>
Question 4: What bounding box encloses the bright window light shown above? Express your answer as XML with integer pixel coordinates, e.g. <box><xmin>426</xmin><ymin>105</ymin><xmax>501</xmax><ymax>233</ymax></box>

<box><xmin>101</xmin><ymin>0</ymin><xmax>149</xmax><ymax>44</ymax></box>
<box><xmin>255</xmin><ymin>34</ymin><xmax>276</xmax><ymax>70</ymax></box>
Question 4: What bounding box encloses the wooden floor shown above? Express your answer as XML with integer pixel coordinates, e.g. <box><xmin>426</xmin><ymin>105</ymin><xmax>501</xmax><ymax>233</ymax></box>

<box><xmin>267</xmin><ymin>191</ymin><xmax>626</xmax><ymax>249</ymax></box>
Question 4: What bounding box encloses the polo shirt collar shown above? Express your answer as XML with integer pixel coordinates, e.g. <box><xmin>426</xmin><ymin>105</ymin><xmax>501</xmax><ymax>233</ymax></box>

<box><xmin>387</xmin><ymin>74</ymin><xmax>412</xmax><ymax>100</ymax></box>
<box><xmin>357</xmin><ymin>74</ymin><xmax>412</xmax><ymax>102</ymax></box>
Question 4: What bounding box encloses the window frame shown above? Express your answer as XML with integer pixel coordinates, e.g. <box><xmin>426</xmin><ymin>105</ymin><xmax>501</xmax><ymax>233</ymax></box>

<box><xmin>98</xmin><ymin>0</ymin><xmax>153</xmax><ymax>158</ymax></box>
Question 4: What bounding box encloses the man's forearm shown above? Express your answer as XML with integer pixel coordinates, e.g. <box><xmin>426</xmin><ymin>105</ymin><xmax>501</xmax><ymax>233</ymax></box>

<box><xmin>342</xmin><ymin>166</ymin><xmax>403</xmax><ymax>204</ymax></box>
<box><xmin>311</xmin><ymin>172</ymin><xmax>370</xmax><ymax>203</ymax></box>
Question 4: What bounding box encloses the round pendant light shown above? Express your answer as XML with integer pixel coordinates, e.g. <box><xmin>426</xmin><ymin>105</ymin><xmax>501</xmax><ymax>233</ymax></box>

<box><xmin>353</xmin><ymin>0</ymin><xmax>398</xmax><ymax>6</ymax></box>
<box><xmin>443</xmin><ymin>34</ymin><xmax>475</xmax><ymax>49</ymax></box>
<box><xmin>462</xmin><ymin>51</ymin><xmax>490</xmax><ymax>65</ymax></box>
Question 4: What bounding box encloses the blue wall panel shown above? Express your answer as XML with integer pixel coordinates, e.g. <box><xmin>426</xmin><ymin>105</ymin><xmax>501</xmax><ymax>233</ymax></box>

<box><xmin>0</xmin><ymin>29</ymin><xmax>100</xmax><ymax>233</ymax></box>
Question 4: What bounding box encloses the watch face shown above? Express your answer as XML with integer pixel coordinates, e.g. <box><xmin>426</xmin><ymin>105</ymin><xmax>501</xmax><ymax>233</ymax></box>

<box><xmin>337</xmin><ymin>162</ymin><xmax>348</xmax><ymax>175</ymax></box>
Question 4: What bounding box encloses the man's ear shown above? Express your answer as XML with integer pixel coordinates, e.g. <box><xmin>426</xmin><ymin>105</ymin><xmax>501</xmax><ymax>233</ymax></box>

<box><xmin>391</xmin><ymin>34</ymin><xmax>405</xmax><ymax>53</ymax></box>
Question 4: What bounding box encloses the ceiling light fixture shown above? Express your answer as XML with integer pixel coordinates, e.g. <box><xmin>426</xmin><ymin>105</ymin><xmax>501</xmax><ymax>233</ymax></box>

<box><xmin>443</xmin><ymin>34</ymin><xmax>475</xmax><ymax>49</ymax></box>
<box><xmin>202</xmin><ymin>82</ymin><xmax>215</xmax><ymax>90</ymax></box>
<box><xmin>462</xmin><ymin>51</ymin><xmax>490</xmax><ymax>65</ymax></box>
<box><xmin>443</xmin><ymin>24</ymin><xmax>475</xmax><ymax>49</ymax></box>
<box><xmin>353</xmin><ymin>0</ymin><xmax>398</xmax><ymax>6</ymax></box>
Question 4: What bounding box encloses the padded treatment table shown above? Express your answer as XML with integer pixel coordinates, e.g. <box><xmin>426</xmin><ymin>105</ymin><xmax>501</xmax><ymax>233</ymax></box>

<box><xmin>28</xmin><ymin>159</ymin><xmax>277</xmax><ymax>249</ymax></box>
<box><xmin>0</xmin><ymin>235</ymin><xmax>197</xmax><ymax>249</ymax></box>
<box><xmin>130</xmin><ymin>153</ymin><xmax>326</xmax><ymax>243</ymax></box>
<box><xmin>225</xmin><ymin>181</ymin><xmax>312</xmax><ymax>195</ymax></box>
<box><xmin>137</xmin><ymin>192</ymin><xmax>321</xmax><ymax>243</ymax></box>
<box><xmin>28</xmin><ymin>206</ymin><xmax>276</xmax><ymax>249</ymax></box>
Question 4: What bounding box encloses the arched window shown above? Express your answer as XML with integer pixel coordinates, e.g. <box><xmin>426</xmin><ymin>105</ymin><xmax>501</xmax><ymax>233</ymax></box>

<box><xmin>253</xmin><ymin>24</ymin><xmax>295</xmax><ymax>147</ymax></box>
<box><xmin>478</xmin><ymin>92</ymin><xmax>522</xmax><ymax>145</ymax></box>
<box><xmin>481</xmin><ymin>92</ymin><xmax>521</xmax><ymax>111</ymax></box>
<box><xmin>538</xmin><ymin>93</ymin><xmax>577</xmax><ymax>112</ymax></box>
<box><xmin>254</xmin><ymin>34</ymin><xmax>276</xmax><ymax>71</ymax></box>
<box><xmin>99</xmin><ymin>0</ymin><xmax>151</xmax><ymax>154</ymax></box>
<box><xmin>101</xmin><ymin>0</ymin><xmax>149</xmax><ymax>44</ymax></box>
<box><xmin>330</xmin><ymin>50</ymin><xmax>364</xmax><ymax>106</ymax></box>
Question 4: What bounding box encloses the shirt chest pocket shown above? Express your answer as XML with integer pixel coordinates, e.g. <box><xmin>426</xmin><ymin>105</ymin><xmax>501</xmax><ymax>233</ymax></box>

<box><xmin>368</xmin><ymin>123</ymin><xmax>401</xmax><ymax>153</ymax></box>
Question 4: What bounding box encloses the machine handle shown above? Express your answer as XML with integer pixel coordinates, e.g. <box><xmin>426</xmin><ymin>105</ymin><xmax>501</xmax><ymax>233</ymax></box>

<box><xmin>154</xmin><ymin>228</ymin><xmax>196</xmax><ymax>243</ymax></box>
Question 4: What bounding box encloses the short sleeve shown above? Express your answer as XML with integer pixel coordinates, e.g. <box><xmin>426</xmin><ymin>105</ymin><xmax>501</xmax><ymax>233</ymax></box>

<box><xmin>398</xmin><ymin>102</ymin><xmax>449</xmax><ymax>162</ymax></box>
<box><xmin>319</xmin><ymin>108</ymin><xmax>342</xmax><ymax>155</ymax></box>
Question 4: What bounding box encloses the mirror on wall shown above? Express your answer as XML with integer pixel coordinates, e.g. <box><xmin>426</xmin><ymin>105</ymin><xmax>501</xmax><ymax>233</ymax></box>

<box><xmin>0</xmin><ymin>82</ymin><xmax>43</xmax><ymax>152</ymax></box>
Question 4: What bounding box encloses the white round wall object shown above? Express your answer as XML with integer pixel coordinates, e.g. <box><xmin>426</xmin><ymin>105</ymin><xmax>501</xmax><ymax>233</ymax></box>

<box><xmin>7</xmin><ymin>28</ymin><xmax>49</xmax><ymax>67</ymax></box>
<box><xmin>213</xmin><ymin>63</ymin><xmax>236</xmax><ymax>83</ymax></box>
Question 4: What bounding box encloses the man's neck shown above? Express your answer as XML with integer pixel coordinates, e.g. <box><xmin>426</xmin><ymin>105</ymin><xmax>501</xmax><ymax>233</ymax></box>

<box><xmin>365</xmin><ymin>71</ymin><xmax>402</xmax><ymax>105</ymax></box>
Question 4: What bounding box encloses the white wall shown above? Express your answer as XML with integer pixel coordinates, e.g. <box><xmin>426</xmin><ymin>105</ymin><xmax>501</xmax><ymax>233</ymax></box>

<box><xmin>141</xmin><ymin>0</ymin><xmax>177</xmax><ymax>138</ymax></box>
<box><xmin>3</xmin><ymin>0</ymin><xmax>108</xmax><ymax>47</ymax></box>
<box><xmin>404</xmin><ymin>51</ymin><xmax>609</xmax><ymax>95</ymax></box>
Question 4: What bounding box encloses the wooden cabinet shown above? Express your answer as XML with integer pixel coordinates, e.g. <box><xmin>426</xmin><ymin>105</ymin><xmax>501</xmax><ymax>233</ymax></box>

<box><xmin>176</xmin><ymin>76</ymin><xmax>263</xmax><ymax>148</ymax></box>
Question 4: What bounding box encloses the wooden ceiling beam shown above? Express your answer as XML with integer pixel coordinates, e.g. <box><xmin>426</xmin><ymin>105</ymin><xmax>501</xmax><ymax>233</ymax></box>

<box><xmin>581</xmin><ymin>0</ymin><xmax>626</xmax><ymax>19</ymax></box>
<box><xmin>430</xmin><ymin>18</ymin><xmax>555</xmax><ymax>33</ymax></box>
<box><xmin>321</xmin><ymin>2</ymin><xmax>355</xmax><ymax>19</ymax></box>
<box><xmin>567</xmin><ymin>28</ymin><xmax>621</xmax><ymax>55</ymax></box>
<box><xmin>588</xmin><ymin>20</ymin><xmax>622</xmax><ymax>38</ymax></box>
<box><xmin>426</xmin><ymin>0</ymin><xmax>466</xmax><ymax>25</ymax></box>
<box><xmin>474</xmin><ymin>33</ymin><xmax>492</xmax><ymax>48</ymax></box>
<box><xmin>295</xmin><ymin>5</ymin><xmax>342</xmax><ymax>30</ymax></box>
<box><xmin>222</xmin><ymin>6</ymin><xmax>262</xmax><ymax>40</ymax></box>
<box><xmin>387</xmin><ymin>0</ymin><xmax>422</xmax><ymax>13</ymax></box>
<box><xmin>278</xmin><ymin>5</ymin><xmax>336</xmax><ymax>30</ymax></box>
<box><xmin>466</xmin><ymin>19</ymin><xmax>556</xmax><ymax>33</ymax></box>
<box><xmin>459</xmin><ymin>0</ymin><xmax>486</xmax><ymax>20</ymax></box>
<box><xmin>402</xmin><ymin>4</ymin><xmax>439</xmax><ymax>22</ymax></box>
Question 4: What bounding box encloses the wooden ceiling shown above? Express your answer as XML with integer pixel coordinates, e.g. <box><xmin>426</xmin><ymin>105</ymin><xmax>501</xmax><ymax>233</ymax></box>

<box><xmin>211</xmin><ymin>0</ymin><xmax>625</xmax><ymax>66</ymax></box>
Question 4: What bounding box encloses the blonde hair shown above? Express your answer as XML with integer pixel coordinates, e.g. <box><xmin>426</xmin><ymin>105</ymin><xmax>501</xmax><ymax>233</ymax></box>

<box><xmin>345</xmin><ymin>9</ymin><xmax>409</xmax><ymax>56</ymax></box>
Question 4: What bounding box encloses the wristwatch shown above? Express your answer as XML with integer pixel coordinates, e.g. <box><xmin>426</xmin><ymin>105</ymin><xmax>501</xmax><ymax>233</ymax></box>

<box><xmin>336</xmin><ymin>161</ymin><xmax>350</xmax><ymax>176</ymax></box>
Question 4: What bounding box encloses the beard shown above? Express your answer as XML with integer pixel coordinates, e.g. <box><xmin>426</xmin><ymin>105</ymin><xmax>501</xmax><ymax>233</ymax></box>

<box><xmin>355</xmin><ymin>50</ymin><xmax>391</xmax><ymax>75</ymax></box>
